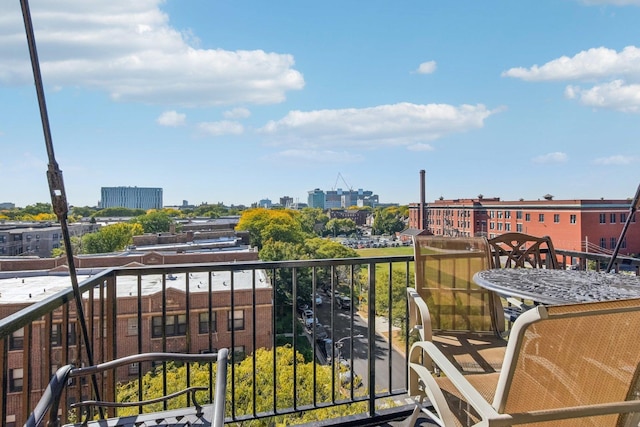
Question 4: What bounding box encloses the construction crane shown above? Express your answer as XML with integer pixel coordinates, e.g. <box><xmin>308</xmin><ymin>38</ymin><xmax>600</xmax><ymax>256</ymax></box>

<box><xmin>333</xmin><ymin>172</ymin><xmax>354</xmax><ymax>191</ymax></box>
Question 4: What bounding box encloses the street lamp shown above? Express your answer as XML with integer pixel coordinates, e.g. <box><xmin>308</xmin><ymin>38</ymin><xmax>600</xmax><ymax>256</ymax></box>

<box><xmin>333</xmin><ymin>334</ymin><xmax>364</xmax><ymax>364</ymax></box>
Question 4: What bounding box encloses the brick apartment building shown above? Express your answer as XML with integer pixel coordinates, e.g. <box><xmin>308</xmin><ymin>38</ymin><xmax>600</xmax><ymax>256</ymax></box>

<box><xmin>408</xmin><ymin>197</ymin><xmax>640</xmax><ymax>256</ymax></box>
<box><xmin>0</xmin><ymin>249</ymin><xmax>271</xmax><ymax>423</ymax></box>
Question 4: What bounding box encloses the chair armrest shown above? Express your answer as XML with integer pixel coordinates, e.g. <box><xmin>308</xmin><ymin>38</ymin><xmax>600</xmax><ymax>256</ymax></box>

<box><xmin>407</xmin><ymin>287</ymin><xmax>433</xmax><ymax>342</ymax></box>
<box><xmin>24</xmin><ymin>365</ymin><xmax>74</xmax><ymax>427</ymax></box>
<box><xmin>409</xmin><ymin>341</ymin><xmax>500</xmax><ymax>421</ymax></box>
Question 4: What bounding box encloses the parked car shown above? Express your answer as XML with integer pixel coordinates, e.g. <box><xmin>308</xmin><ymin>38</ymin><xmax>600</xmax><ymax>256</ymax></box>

<box><xmin>302</xmin><ymin>309</ymin><xmax>318</xmax><ymax>327</ymax></box>
<box><xmin>314</xmin><ymin>294</ymin><xmax>323</xmax><ymax>306</ymax></box>
<box><xmin>335</xmin><ymin>295</ymin><xmax>351</xmax><ymax>309</ymax></box>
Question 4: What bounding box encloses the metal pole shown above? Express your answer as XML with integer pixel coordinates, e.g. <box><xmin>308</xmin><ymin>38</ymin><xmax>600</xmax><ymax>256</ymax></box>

<box><xmin>606</xmin><ymin>184</ymin><xmax>640</xmax><ymax>273</ymax></box>
<box><xmin>19</xmin><ymin>0</ymin><xmax>102</xmax><ymax>412</ymax></box>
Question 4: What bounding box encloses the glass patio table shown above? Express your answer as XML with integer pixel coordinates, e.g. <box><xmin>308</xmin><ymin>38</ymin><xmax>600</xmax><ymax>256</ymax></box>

<box><xmin>473</xmin><ymin>268</ymin><xmax>640</xmax><ymax>306</ymax></box>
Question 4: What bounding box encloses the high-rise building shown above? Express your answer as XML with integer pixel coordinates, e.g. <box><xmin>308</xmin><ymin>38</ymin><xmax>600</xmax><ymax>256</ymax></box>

<box><xmin>308</xmin><ymin>188</ymin><xmax>325</xmax><ymax>209</ymax></box>
<box><xmin>100</xmin><ymin>186</ymin><xmax>163</xmax><ymax>210</ymax></box>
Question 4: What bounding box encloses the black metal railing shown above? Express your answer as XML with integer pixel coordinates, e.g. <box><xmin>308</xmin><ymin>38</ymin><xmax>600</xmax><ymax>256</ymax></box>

<box><xmin>0</xmin><ymin>255</ymin><xmax>414</xmax><ymax>426</ymax></box>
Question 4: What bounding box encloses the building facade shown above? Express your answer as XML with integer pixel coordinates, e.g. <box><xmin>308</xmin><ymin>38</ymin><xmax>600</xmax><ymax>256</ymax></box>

<box><xmin>408</xmin><ymin>197</ymin><xmax>640</xmax><ymax>255</ymax></box>
<box><xmin>0</xmin><ymin>222</ymin><xmax>97</xmax><ymax>258</ymax></box>
<box><xmin>100</xmin><ymin>186</ymin><xmax>163</xmax><ymax>210</ymax></box>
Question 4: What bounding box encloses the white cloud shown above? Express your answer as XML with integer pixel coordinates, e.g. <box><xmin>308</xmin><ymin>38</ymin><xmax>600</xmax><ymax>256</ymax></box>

<box><xmin>224</xmin><ymin>107</ymin><xmax>251</xmax><ymax>119</ymax></box>
<box><xmin>502</xmin><ymin>46</ymin><xmax>640</xmax><ymax>82</ymax></box>
<box><xmin>198</xmin><ymin>120</ymin><xmax>244</xmax><ymax>136</ymax></box>
<box><xmin>594</xmin><ymin>155</ymin><xmax>637</xmax><ymax>165</ymax></box>
<box><xmin>0</xmin><ymin>0</ymin><xmax>304</xmax><ymax>107</ymax></box>
<box><xmin>415</xmin><ymin>61</ymin><xmax>437</xmax><ymax>74</ymax></box>
<box><xmin>407</xmin><ymin>143</ymin><xmax>434</xmax><ymax>152</ymax></box>
<box><xmin>156</xmin><ymin>110</ymin><xmax>186</xmax><ymax>127</ymax></box>
<box><xmin>532</xmin><ymin>152</ymin><xmax>568</xmax><ymax>164</ymax></box>
<box><xmin>565</xmin><ymin>80</ymin><xmax>640</xmax><ymax>112</ymax></box>
<box><xmin>260</xmin><ymin>102</ymin><xmax>497</xmax><ymax>148</ymax></box>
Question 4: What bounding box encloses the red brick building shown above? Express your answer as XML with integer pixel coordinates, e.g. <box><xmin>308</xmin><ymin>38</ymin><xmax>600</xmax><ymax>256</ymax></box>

<box><xmin>408</xmin><ymin>197</ymin><xmax>640</xmax><ymax>256</ymax></box>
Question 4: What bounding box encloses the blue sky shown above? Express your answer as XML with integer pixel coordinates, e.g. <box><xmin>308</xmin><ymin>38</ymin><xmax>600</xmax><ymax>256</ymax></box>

<box><xmin>2</xmin><ymin>0</ymin><xmax>640</xmax><ymax>208</ymax></box>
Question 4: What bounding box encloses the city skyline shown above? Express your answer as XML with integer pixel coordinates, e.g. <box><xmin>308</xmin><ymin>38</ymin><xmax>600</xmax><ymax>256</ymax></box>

<box><xmin>2</xmin><ymin>1</ymin><xmax>640</xmax><ymax>208</ymax></box>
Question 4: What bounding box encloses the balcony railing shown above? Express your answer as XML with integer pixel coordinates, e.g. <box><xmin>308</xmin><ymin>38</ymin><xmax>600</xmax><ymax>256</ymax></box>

<box><xmin>2</xmin><ymin>249</ymin><xmax>638</xmax><ymax>426</ymax></box>
<box><xmin>0</xmin><ymin>255</ymin><xmax>415</xmax><ymax>426</ymax></box>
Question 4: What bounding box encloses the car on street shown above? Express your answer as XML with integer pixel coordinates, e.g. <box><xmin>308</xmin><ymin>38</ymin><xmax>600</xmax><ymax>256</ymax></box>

<box><xmin>302</xmin><ymin>309</ymin><xmax>319</xmax><ymax>327</ymax></box>
<box><xmin>314</xmin><ymin>293</ymin><xmax>323</xmax><ymax>306</ymax></box>
<box><xmin>335</xmin><ymin>295</ymin><xmax>351</xmax><ymax>309</ymax></box>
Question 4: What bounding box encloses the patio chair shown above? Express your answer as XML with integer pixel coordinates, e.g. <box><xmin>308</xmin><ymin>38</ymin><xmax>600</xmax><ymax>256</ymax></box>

<box><xmin>407</xmin><ymin>298</ymin><xmax>640</xmax><ymax>426</ymax></box>
<box><xmin>410</xmin><ymin>236</ymin><xmax>506</xmax><ymax>376</ymax></box>
<box><xmin>26</xmin><ymin>349</ymin><xmax>229</xmax><ymax>427</ymax></box>
<box><xmin>488</xmin><ymin>232</ymin><xmax>559</xmax><ymax>270</ymax></box>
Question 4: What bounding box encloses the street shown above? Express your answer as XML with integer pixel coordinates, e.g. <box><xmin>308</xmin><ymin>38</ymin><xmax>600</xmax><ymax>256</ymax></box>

<box><xmin>308</xmin><ymin>293</ymin><xmax>407</xmax><ymax>393</ymax></box>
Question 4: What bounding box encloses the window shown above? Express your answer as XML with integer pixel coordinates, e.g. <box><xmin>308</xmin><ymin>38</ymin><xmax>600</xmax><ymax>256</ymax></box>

<box><xmin>9</xmin><ymin>328</ymin><xmax>24</xmax><ymax>351</ymax></box>
<box><xmin>610</xmin><ymin>213</ymin><xmax>616</xmax><ymax>223</ymax></box>
<box><xmin>497</xmin><ymin>211</ymin><xmax>503</xmax><ymax>219</ymax></box>
<box><xmin>622</xmin><ymin>238</ymin><xmax>627</xmax><ymax>249</ymax></box>
<box><xmin>9</xmin><ymin>368</ymin><xmax>23</xmax><ymax>392</ymax></box>
<box><xmin>505</xmin><ymin>211</ymin><xmax>511</xmax><ymax>219</ymax></box>
<box><xmin>538</xmin><ymin>214</ymin><xmax>545</xmax><ymax>222</ymax></box>
<box><xmin>570</xmin><ymin>214</ymin><xmax>577</xmax><ymax>224</ymax></box>
<box><xmin>129</xmin><ymin>362</ymin><xmax>139</xmax><ymax>375</ymax></box>
<box><xmin>127</xmin><ymin>318</ymin><xmax>139</xmax><ymax>336</ymax></box>
<box><xmin>505</xmin><ymin>223</ymin><xmax>511</xmax><ymax>231</ymax></box>
<box><xmin>554</xmin><ymin>214</ymin><xmax>560</xmax><ymax>223</ymax></box>
<box><xmin>489</xmin><ymin>222</ymin><xmax>495</xmax><ymax>230</ymax></box>
<box><xmin>152</xmin><ymin>314</ymin><xmax>187</xmax><ymax>338</ymax></box>
<box><xmin>525</xmin><ymin>213</ymin><xmax>530</xmax><ymax>221</ymax></box>
<box><xmin>497</xmin><ymin>223</ymin><xmax>503</xmax><ymax>231</ymax></box>
<box><xmin>600</xmin><ymin>238</ymin><xmax>606</xmax><ymax>249</ymax></box>
<box><xmin>611</xmin><ymin>238</ymin><xmax>617</xmax><ymax>249</ymax></box>
<box><xmin>621</xmin><ymin>213</ymin><xmax>627</xmax><ymax>223</ymax></box>
<box><xmin>600</xmin><ymin>213</ymin><xmax>606</xmax><ymax>224</ymax></box>
<box><xmin>516</xmin><ymin>211</ymin><xmax>522</xmax><ymax>220</ymax></box>
<box><xmin>51</xmin><ymin>324</ymin><xmax>62</xmax><ymax>346</ymax></box>
<box><xmin>199</xmin><ymin>312</ymin><xmax>217</xmax><ymax>334</ymax></box>
<box><xmin>516</xmin><ymin>224</ymin><xmax>523</xmax><ymax>232</ymax></box>
<box><xmin>232</xmin><ymin>346</ymin><xmax>246</xmax><ymax>362</ymax></box>
<box><xmin>228</xmin><ymin>310</ymin><xmax>245</xmax><ymax>331</ymax></box>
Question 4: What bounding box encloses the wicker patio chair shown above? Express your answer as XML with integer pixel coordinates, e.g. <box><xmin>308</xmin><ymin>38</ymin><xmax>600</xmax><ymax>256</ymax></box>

<box><xmin>408</xmin><ymin>298</ymin><xmax>640</xmax><ymax>426</ymax></box>
<box><xmin>488</xmin><ymin>232</ymin><xmax>559</xmax><ymax>270</ymax></box>
<box><xmin>410</xmin><ymin>236</ymin><xmax>506</xmax><ymax>377</ymax></box>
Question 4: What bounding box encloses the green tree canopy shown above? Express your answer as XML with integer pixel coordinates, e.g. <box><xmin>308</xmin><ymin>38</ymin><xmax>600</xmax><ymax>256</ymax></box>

<box><xmin>21</xmin><ymin>202</ymin><xmax>53</xmax><ymax>216</ymax></box>
<box><xmin>298</xmin><ymin>208</ymin><xmax>329</xmax><ymax>236</ymax></box>
<box><xmin>115</xmin><ymin>346</ymin><xmax>367</xmax><ymax>425</ymax></box>
<box><xmin>372</xmin><ymin>207</ymin><xmax>406</xmax><ymax>236</ymax></box>
<box><xmin>94</xmin><ymin>207</ymin><xmax>146</xmax><ymax>217</ymax></box>
<box><xmin>130</xmin><ymin>210</ymin><xmax>174</xmax><ymax>233</ymax></box>
<box><xmin>236</xmin><ymin>208</ymin><xmax>303</xmax><ymax>250</ymax></box>
<box><xmin>82</xmin><ymin>222</ymin><xmax>143</xmax><ymax>254</ymax></box>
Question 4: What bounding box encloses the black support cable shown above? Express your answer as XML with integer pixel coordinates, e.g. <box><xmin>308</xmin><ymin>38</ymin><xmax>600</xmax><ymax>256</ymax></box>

<box><xmin>19</xmin><ymin>0</ymin><xmax>103</xmax><ymax>415</ymax></box>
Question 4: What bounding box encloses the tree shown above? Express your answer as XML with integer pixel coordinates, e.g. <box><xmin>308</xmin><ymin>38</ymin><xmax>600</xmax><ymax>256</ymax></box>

<box><xmin>298</xmin><ymin>208</ymin><xmax>328</xmax><ymax>236</ymax></box>
<box><xmin>82</xmin><ymin>222</ymin><xmax>143</xmax><ymax>254</ymax></box>
<box><xmin>325</xmin><ymin>218</ymin><xmax>357</xmax><ymax>237</ymax></box>
<box><xmin>70</xmin><ymin>206</ymin><xmax>99</xmax><ymax>218</ymax></box>
<box><xmin>21</xmin><ymin>202</ymin><xmax>53</xmax><ymax>216</ymax></box>
<box><xmin>372</xmin><ymin>207</ymin><xmax>405</xmax><ymax>236</ymax></box>
<box><xmin>236</xmin><ymin>208</ymin><xmax>303</xmax><ymax>250</ymax></box>
<box><xmin>94</xmin><ymin>207</ymin><xmax>146</xmax><ymax>217</ymax></box>
<box><xmin>131</xmin><ymin>210</ymin><xmax>174</xmax><ymax>234</ymax></box>
<box><xmin>115</xmin><ymin>346</ymin><xmax>367</xmax><ymax>425</ymax></box>
<box><xmin>51</xmin><ymin>235</ymin><xmax>84</xmax><ymax>257</ymax></box>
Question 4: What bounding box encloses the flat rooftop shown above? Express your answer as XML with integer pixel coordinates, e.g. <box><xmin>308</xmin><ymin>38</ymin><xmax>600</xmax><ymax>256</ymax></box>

<box><xmin>0</xmin><ymin>269</ymin><xmax>271</xmax><ymax>305</ymax></box>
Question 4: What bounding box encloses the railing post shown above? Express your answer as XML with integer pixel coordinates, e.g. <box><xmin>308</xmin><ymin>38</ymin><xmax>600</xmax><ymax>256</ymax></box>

<box><xmin>367</xmin><ymin>262</ymin><xmax>376</xmax><ymax>417</ymax></box>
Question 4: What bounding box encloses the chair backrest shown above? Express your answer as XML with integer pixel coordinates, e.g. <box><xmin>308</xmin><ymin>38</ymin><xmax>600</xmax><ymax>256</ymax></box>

<box><xmin>413</xmin><ymin>235</ymin><xmax>503</xmax><ymax>334</ymax></box>
<box><xmin>494</xmin><ymin>298</ymin><xmax>640</xmax><ymax>426</ymax></box>
<box><xmin>488</xmin><ymin>232</ymin><xmax>559</xmax><ymax>269</ymax></box>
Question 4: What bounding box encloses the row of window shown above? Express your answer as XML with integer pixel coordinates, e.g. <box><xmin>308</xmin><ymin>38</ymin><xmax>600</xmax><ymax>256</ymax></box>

<box><xmin>9</xmin><ymin>310</ymin><xmax>244</xmax><ymax>351</ymax></box>
<box><xmin>9</xmin><ymin>323</ymin><xmax>77</xmax><ymax>350</ymax></box>
<box><xmin>600</xmin><ymin>237</ymin><xmax>627</xmax><ymax>250</ymax></box>
<box><xmin>150</xmin><ymin>311</ymin><xmax>244</xmax><ymax>338</ymax></box>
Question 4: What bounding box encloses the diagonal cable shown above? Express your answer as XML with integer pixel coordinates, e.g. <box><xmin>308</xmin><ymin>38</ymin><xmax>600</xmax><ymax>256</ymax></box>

<box><xmin>19</xmin><ymin>0</ymin><xmax>103</xmax><ymax>414</ymax></box>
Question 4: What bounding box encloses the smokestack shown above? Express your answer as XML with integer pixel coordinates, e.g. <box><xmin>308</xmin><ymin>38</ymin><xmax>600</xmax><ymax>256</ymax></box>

<box><xmin>419</xmin><ymin>170</ymin><xmax>426</xmax><ymax>230</ymax></box>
